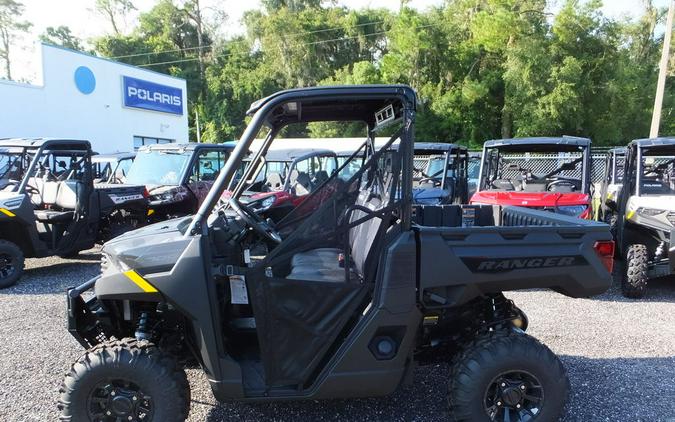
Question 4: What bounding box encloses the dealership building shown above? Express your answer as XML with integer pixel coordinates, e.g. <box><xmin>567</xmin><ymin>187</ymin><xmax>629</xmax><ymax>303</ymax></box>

<box><xmin>0</xmin><ymin>43</ymin><xmax>189</xmax><ymax>153</ymax></box>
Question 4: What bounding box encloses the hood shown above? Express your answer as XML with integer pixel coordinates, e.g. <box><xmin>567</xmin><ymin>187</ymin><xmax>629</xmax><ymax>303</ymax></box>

<box><xmin>102</xmin><ymin>216</ymin><xmax>193</xmax><ymax>274</ymax></box>
<box><xmin>627</xmin><ymin>195</ymin><xmax>675</xmax><ymax>213</ymax></box>
<box><xmin>0</xmin><ymin>192</ymin><xmax>25</xmax><ymax>212</ymax></box>
<box><xmin>470</xmin><ymin>191</ymin><xmax>590</xmax><ymax>207</ymax></box>
<box><xmin>412</xmin><ymin>187</ymin><xmax>448</xmax><ymax>204</ymax></box>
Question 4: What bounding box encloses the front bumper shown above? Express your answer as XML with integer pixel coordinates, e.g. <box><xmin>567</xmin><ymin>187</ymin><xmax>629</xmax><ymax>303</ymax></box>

<box><xmin>67</xmin><ymin>276</ymin><xmax>102</xmax><ymax>349</ymax></box>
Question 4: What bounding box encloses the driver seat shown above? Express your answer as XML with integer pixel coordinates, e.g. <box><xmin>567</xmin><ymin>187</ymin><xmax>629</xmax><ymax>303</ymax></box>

<box><xmin>286</xmin><ymin>188</ymin><xmax>386</xmax><ymax>283</ymax></box>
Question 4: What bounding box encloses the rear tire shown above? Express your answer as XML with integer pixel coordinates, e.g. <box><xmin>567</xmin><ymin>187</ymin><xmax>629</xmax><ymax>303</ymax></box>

<box><xmin>0</xmin><ymin>240</ymin><xmax>24</xmax><ymax>289</ymax></box>
<box><xmin>623</xmin><ymin>244</ymin><xmax>648</xmax><ymax>298</ymax></box>
<box><xmin>58</xmin><ymin>338</ymin><xmax>190</xmax><ymax>422</ymax></box>
<box><xmin>447</xmin><ymin>330</ymin><xmax>569</xmax><ymax>421</ymax></box>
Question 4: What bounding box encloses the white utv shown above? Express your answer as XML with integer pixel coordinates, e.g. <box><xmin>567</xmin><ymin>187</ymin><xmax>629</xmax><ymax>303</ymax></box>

<box><xmin>616</xmin><ymin>137</ymin><xmax>675</xmax><ymax>298</ymax></box>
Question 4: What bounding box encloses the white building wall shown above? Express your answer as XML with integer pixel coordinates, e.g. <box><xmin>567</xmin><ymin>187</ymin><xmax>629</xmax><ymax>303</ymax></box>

<box><xmin>0</xmin><ymin>44</ymin><xmax>188</xmax><ymax>153</ymax></box>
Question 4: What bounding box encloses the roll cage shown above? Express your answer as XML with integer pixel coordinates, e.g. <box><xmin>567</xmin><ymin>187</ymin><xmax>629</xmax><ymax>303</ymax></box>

<box><xmin>0</xmin><ymin>138</ymin><xmax>93</xmax><ymax>193</ymax></box>
<box><xmin>478</xmin><ymin>136</ymin><xmax>592</xmax><ymax>194</ymax></box>
<box><xmin>187</xmin><ymin>85</ymin><xmax>417</xmax><ymax>236</ymax></box>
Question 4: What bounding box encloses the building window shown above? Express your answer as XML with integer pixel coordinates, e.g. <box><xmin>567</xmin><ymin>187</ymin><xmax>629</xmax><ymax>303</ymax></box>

<box><xmin>133</xmin><ymin>136</ymin><xmax>175</xmax><ymax>150</ymax></box>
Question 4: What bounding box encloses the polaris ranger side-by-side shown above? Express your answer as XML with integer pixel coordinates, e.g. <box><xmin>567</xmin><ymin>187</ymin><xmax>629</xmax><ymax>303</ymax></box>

<box><xmin>616</xmin><ymin>137</ymin><xmax>675</xmax><ymax>298</ymax></box>
<box><xmin>409</xmin><ymin>142</ymin><xmax>469</xmax><ymax>205</ymax></box>
<box><xmin>231</xmin><ymin>147</ymin><xmax>340</xmax><ymax>222</ymax></box>
<box><xmin>471</xmin><ymin>137</ymin><xmax>593</xmax><ymax>218</ymax></box>
<box><xmin>595</xmin><ymin>147</ymin><xmax>626</xmax><ymax>231</ymax></box>
<box><xmin>0</xmin><ymin>138</ymin><xmax>148</xmax><ymax>288</ymax></box>
<box><xmin>61</xmin><ymin>86</ymin><xmax>614</xmax><ymax>422</ymax></box>
<box><xmin>125</xmin><ymin>143</ymin><xmax>234</xmax><ymax>222</ymax></box>
<box><xmin>91</xmin><ymin>152</ymin><xmax>136</xmax><ymax>184</ymax></box>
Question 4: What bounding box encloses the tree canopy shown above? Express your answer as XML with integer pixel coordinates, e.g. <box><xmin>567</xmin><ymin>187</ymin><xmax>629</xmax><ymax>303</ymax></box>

<box><xmin>50</xmin><ymin>0</ymin><xmax>675</xmax><ymax>145</ymax></box>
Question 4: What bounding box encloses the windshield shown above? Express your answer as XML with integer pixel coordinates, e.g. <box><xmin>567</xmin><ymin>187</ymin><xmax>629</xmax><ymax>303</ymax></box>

<box><xmin>126</xmin><ymin>150</ymin><xmax>191</xmax><ymax>186</ymax></box>
<box><xmin>480</xmin><ymin>146</ymin><xmax>587</xmax><ymax>193</ymax></box>
<box><xmin>0</xmin><ymin>152</ymin><xmax>27</xmax><ymax>189</ymax></box>
<box><xmin>468</xmin><ymin>157</ymin><xmax>481</xmax><ymax>179</ymax></box>
<box><xmin>639</xmin><ymin>150</ymin><xmax>675</xmax><ymax>196</ymax></box>
<box><xmin>614</xmin><ymin>153</ymin><xmax>625</xmax><ymax>183</ymax></box>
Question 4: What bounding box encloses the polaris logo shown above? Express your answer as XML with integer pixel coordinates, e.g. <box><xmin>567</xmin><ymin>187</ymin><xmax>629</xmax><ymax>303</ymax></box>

<box><xmin>127</xmin><ymin>87</ymin><xmax>181</xmax><ymax>106</ymax></box>
<box><xmin>123</xmin><ymin>76</ymin><xmax>183</xmax><ymax>115</ymax></box>
<box><xmin>461</xmin><ymin>255</ymin><xmax>587</xmax><ymax>273</ymax></box>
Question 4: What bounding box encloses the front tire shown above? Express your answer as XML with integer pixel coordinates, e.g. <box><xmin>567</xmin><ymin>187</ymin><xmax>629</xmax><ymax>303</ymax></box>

<box><xmin>447</xmin><ymin>331</ymin><xmax>569</xmax><ymax>421</ymax></box>
<box><xmin>0</xmin><ymin>240</ymin><xmax>24</xmax><ymax>289</ymax></box>
<box><xmin>58</xmin><ymin>338</ymin><xmax>190</xmax><ymax>422</ymax></box>
<box><xmin>623</xmin><ymin>244</ymin><xmax>648</xmax><ymax>298</ymax></box>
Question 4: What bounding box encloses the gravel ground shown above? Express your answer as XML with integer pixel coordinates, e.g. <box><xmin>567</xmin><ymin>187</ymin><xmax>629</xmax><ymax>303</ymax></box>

<box><xmin>1</xmin><ymin>251</ymin><xmax>674</xmax><ymax>421</ymax></box>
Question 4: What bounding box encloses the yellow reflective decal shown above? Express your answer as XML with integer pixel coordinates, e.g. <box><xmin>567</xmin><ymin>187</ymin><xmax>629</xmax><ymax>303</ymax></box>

<box><xmin>0</xmin><ymin>208</ymin><xmax>15</xmax><ymax>217</ymax></box>
<box><xmin>626</xmin><ymin>210</ymin><xmax>635</xmax><ymax>219</ymax></box>
<box><xmin>147</xmin><ymin>209</ymin><xmax>155</xmax><ymax>216</ymax></box>
<box><xmin>123</xmin><ymin>270</ymin><xmax>158</xmax><ymax>293</ymax></box>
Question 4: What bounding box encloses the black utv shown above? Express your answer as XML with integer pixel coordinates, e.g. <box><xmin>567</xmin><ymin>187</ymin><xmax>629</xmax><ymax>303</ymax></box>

<box><xmin>615</xmin><ymin>137</ymin><xmax>675</xmax><ymax>297</ymax></box>
<box><xmin>0</xmin><ymin>138</ymin><xmax>148</xmax><ymax>288</ymax></box>
<box><xmin>62</xmin><ymin>86</ymin><xmax>614</xmax><ymax>421</ymax></box>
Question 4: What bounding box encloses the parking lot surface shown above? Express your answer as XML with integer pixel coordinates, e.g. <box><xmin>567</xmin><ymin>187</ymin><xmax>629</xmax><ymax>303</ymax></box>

<box><xmin>1</xmin><ymin>250</ymin><xmax>674</xmax><ymax>421</ymax></box>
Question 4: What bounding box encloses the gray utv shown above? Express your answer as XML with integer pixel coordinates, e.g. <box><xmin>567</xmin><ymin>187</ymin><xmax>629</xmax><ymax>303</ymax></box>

<box><xmin>595</xmin><ymin>147</ymin><xmax>626</xmax><ymax>233</ymax></box>
<box><xmin>616</xmin><ymin>137</ymin><xmax>675</xmax><ymax>298</ymax></box>
<box><xmin>0</xmin><ymin>138</ymin><xmax>148</xmax><ymax>288</ymax></box>
<box><xmin>61</xmin><ymin>86</ymin><xmax>614</xmax><ymax>421</ymax></box>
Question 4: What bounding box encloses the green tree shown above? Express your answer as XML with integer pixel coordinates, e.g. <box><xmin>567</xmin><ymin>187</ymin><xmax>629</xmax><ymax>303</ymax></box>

<box><xmin>39</xmin><ymin>26</ymin><xmax>85</xmax><ymax>51</ymax></box>
<box><xmin>0</xmin><ymin>0</ymin><xmax>31</xmax><ymax>80</ymax></box>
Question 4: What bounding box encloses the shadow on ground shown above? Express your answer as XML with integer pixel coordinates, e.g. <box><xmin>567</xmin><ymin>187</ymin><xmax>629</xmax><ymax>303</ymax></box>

<box><xmin>197</xmin><ymin>356</ymin><xmax>675</xmax><ymax>421</ymax></box>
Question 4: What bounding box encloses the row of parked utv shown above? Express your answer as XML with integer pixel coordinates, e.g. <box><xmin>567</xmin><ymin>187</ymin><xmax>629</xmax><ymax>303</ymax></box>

<box><xmin>1</xmin><ymin>85</ymin><xmax>666</xmax><ymax>421</ymax></box>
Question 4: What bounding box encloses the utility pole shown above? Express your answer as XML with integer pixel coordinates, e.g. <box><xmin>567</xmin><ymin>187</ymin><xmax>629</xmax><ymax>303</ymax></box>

<box><xmin>195</xmin><ymin>109</ymin><xmax>201</xmax><ymax>143</ymax></box>
<box><xmin>650</xmin><ymin>0</ymin><xmax>674</xmax><ymax>138</ymax></box>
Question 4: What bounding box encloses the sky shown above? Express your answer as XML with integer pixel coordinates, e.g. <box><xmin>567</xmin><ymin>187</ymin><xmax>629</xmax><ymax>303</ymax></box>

<box><xmin>8</xmin><ymin>0</ymin><xmax>672</xmax><ymax>83</ymax></box>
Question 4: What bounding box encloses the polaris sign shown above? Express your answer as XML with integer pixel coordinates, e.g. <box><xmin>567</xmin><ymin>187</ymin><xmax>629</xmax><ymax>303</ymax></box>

<box><xmin>122</xmin><ymin>76</ymin><xmax>183</xmax><ymax>115</ymax></box>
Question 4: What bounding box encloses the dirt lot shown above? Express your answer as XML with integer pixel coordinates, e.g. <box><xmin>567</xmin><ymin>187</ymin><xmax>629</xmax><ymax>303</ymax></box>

<box><xmin>0</xmin><ymin>251</ymin><xmax>674</xmax><ymax>421</ymax></box>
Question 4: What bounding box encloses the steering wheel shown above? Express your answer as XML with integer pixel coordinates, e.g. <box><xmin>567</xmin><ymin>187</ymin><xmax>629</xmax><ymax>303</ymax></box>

<box><xmin>228</xmin><ymin>198</ymin><xmax>282</xmax><ymax>244</ymax></box>
<box><xmin>547</xmin><ymin>179</ymin><xmax>576</xmax><ymax>191</ymax></box>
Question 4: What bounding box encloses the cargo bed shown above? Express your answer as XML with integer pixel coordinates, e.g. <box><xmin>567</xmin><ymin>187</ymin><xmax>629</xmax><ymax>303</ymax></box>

<box><xmin>413</xmin><ymin>204</ymin><xmax>614</xmax><ymax>308</ymax></box>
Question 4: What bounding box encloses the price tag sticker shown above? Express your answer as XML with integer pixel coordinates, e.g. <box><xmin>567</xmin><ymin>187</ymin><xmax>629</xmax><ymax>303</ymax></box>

<box><xmin>229</xmin><ymin>275</ymin><xmax>249</xmax><ymax>304</ymax></box>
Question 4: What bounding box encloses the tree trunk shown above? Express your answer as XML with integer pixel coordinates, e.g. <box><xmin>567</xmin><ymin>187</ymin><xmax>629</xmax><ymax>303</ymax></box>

<box><xmin>501</xmin><ymin>106</ymin><xmax>512</xmax><ymax>139</ymax></box>
<box><xmin>0</xmin><ymin>29</ymin><xmax>11</xmax><ymax>80</ymax></box>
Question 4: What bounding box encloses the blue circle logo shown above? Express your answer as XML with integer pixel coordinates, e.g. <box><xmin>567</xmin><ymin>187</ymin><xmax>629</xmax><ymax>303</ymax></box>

<box><xmin>74</xmin><ymin>66</ymin><xmax>96</xmax><ymax>94</ymax></box>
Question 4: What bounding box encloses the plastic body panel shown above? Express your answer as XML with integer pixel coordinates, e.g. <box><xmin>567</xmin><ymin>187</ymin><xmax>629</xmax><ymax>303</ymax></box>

<box><xmin>416</xmin><ymin>205</ymin><xmax>613</xmax><ymax>308</ymax></box>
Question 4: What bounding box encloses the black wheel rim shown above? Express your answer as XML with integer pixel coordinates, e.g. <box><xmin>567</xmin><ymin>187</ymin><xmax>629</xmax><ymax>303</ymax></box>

<box><xmin>484</xmin><ymin>370</ymin><xmax>544</xmax><ymax>421</ymax></box>
<box><xmin>0</xmin><ymin>253</ymin><xmax>15</xmax><ymax>279</ymax></box>
<box><xmin>87</xmin><ymin>379</ymin><xmax>153</xmax><ymax>422</ymax></box>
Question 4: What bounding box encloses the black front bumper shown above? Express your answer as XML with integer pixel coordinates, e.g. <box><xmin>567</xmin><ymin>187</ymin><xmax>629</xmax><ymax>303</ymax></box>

<box><xmin>67</xmin><ymin>276</ymin><xmax>102</xmax><ymax>349</ymax></box>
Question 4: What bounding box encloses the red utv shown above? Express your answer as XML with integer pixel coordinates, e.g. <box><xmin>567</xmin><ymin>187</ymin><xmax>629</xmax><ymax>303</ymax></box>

<box><xmin>470</xmin><ymin>137</ymin><xmax>592</xmax><ymax>218</ymax></box>
<box><xmin>226</xmin><ymin>147</ymin><xmax>340</xmax><ymax>222</ymax></box>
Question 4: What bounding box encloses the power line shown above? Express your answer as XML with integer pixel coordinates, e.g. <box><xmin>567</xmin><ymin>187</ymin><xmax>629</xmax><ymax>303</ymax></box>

<box><xmin>137</xmin><ymin>22</ymin><xmax>440</xmax><ymax>68</ymax></box>
<box><xmin>110</xmin><ymin>19</ymin><xmax>387</xmax><ymax>60</ymax></box>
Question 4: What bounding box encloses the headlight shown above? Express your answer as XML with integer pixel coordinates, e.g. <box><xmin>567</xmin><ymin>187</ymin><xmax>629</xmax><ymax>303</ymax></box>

<box><xmin>150</xmin><ymin>192</ymin><xmax>179</xmax><ymax>205</ymax></box>
<box><xmin>555</xmin><ymin>205</ymin><xmax>588</xmax><ymax>216</ymax></box>
<box><xmin>250</xmin><ymin>195</ymin><xmax>276</xmax><ymax>211</ymax></box>
<box><xmin>637</xmin><ymin>207</ymin><xmax>664</xmax><ymax>217</ymax></box>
